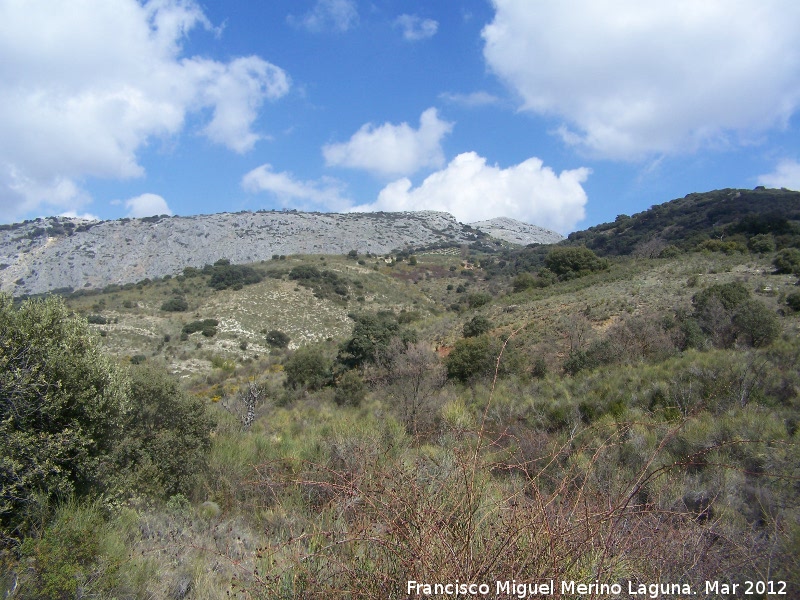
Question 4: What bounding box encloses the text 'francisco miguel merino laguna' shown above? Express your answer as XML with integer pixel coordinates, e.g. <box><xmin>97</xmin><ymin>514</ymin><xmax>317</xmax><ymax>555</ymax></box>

<box><xmin>407</xmin><ymin>579</ymin><xmax>699</xmax><ymax>598</ymax></box>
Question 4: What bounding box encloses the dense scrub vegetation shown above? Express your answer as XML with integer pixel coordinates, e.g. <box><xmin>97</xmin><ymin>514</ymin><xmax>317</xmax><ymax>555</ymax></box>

<box><xmin>2</xmin><ymin>189</ymin><xmax>800</xmax><ymax>598</ymax></box>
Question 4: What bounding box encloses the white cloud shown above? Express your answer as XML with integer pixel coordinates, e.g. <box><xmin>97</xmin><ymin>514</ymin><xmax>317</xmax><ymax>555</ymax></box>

<box><xmin>758</xmin><ymin>160</ymin><xmax>800</xmax><ymax>191</ymax></box>
<box><xmin>59</xmin><ymin>211</ymin><xmax>100</xmax><ymax>221</ymax></box>
<box><xmin>394</xmin><ymin>14</ymin><xmax>438</xmax><ymax>41</ymax></box>
<box><xmin>0</xmin><ymin>0</ymin><xmax>289</xmax><ymax>222</ymax></box>
<box><xmin>242</xmin><ymin>164</ymin><xmax>351</xmax><ymax>211</ymax></box>
<box><xmin>322</xmin><ymin>108</ymin><xmax>454</xmax><ymax>177</ymax></box>
<box><xmin>124</xmin><ymin>193</ymin><xmax>173</xmax><ymax>218</ymax></box>
<box><xmin>289</xmin><ymin>0</ymin><xmax>358</xmax><ymax>33</ymax></box>
<box><xmin>350</xmin><ymin>152</ymin><xmax>590</xmax><ymax>234</ymax></box>
<box><xmin>482</xmin><ymin>0</ymin><xmax>800</xmax><ymax>160</ymax></box>
<box><xmin>439</xmin><ymin>91</ymin><xmax>501</xmax><ymax>108</ymax></box>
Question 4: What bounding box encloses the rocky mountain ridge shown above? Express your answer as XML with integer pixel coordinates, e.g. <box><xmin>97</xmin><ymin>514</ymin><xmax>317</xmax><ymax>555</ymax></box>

<box><xmin>0</xmin><ymin>210</ymin><xmax>561</xmax><ymax>296</ymax></box>
<box><xmin>468</xmin><ymin>217</ymin><xmax>565</xmax><ymax>246</ymax></box>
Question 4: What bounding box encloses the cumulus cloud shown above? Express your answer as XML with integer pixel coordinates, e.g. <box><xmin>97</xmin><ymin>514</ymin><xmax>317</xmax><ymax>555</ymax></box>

<box><xmin>482</xmin><ymin>0</ymin><xmax>800</xmax><ymax>160</ymax></box>
<box><xmin>394</xmin><ymin>14</ymin><xmax>438</xmax><ymax>41</ymax></box>
<box><xmin>350</xmin><ymin>152</ymin><xmax>590</xmax><ymax>234</ymax></box>
<box><xmin>242</xmin><ymin>164</ymin><xmax>351</xmax><ymax>211</ymax></box>
<box><xmin>289</xmin><ymin>0</ymin><xmax>358</xmax><ymax>33</ymax></box>
<box><xmin>323</xmin><ymin>108</ymin><xmax>454</xmax><ymax>177</ymax></box>
<box><xmin>124</xmin><ymin>193</ymin><xmax>173</xmax><ymax>218</ymax></box>
<box><xmin>0</xmin><ymin>0</ymin><xmax>289</xmax><ymax>222</ymax></box>
<box><xmin>758</xmin><ymin>160</ymin><xmax>800</xmax><ymax>191</ymax></box>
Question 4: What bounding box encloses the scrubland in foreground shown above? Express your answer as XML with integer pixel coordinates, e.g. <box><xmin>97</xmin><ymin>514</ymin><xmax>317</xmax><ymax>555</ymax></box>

<box><xmin>2</xmin><ymin>220</ymin><xmax>799</xmax><ymax>598</ymax></box>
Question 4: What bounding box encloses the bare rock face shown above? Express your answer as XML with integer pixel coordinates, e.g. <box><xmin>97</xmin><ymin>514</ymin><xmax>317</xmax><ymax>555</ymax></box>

<box><xmin>469</xmin><ymin>217</ymin><xmax>564</xmax><ymax>246</ymax></box>
<box><xmin>0</xmin><ymin>210</ymin><xmax>494</xmax><ymax>296</ymax></box>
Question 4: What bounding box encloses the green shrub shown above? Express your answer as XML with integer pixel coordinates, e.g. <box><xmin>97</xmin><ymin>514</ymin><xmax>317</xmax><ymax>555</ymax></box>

<box><xmin>18</xmin><ymin>501</ymin><xmax>121</xmax><ymax>599</ymax></box>
<box><xmin>748</xmin><ymin>233</ymin><xmax>776</xmax><ymax>253</ymax></box>
<box><xmin>207</xmin><ymin>262</ymin><xmax>262</xmax><ymax>291</ymax></box>
<box><xmin>289</xmin><ymin>265</ymin><xmax>321</xmax><ymax>281</ymax></box>
<box><xmin>732</xmin><ymin>300</ymin><xmax>781</xmax><ymax>347</ymax></box>
<box><xmin>86</xmin><ymin>314</ymin><xmax>107</xmax><ymax>324</ymax></box>
<box><xmin>544</xmin><ymin>246</ymin><xmax>608</xmax><ymax>278</ymax></box>
<box><xmin>284</xmin><ymin>345</ymin><xmax>333</xmax><ymax>390</ymax></box>
<box><xmin>160</xmin><ymin>296</ymin><xmax>188</xmax><ymax>312</ymax></box>
<box><xmin>695</xmin><ymin>239</ymin><xmax>747</xmax><ymax>254</ymax></box>
<box><xmin>266</xmin><ymin>329</ymin><xmax>291</xmax><ymax>348</ymax></box>
<box><xmin>512</xmin><ymin>272</ymin><xmax>536</xmax><ymax>293</ymax></box>
<box><xmin>463</xmin><ymin>315</ymin><xmax>491</xmax><ymax>338</ymax></box>
<box><xmin>773</xmin><ymin>248</ymin><xmax>800</xmax><ymax>274</ymax></box>
<box><xmin>182</xmin><ymin>319</ymin><xmax>219</xmax><ymax>336</ymax></box>
<box><xmin>445</xmin><ymin>335</ymin><xmax>500</xmax><ymax>382</ymax></box>
<box><xmin>0</xmin><ymin>295</ymin><xmax>128</xmax><ymax>544</ymax></box>
<box><xmin>467</xmin><ymin>292</ymin><xmax>492</xmax><ymax>309</ymax></box>
<box><xmin>110</xmin><ymin>364</ymin><xmax>214</xmax><ymax>499</ymax></box>
<box><xmin>334</xmin><ymin>370</ymin><xmax>366</xmax><ymax>407</ymax></box>
<box><xmin>693</xmin><ymin>281</ymin><xmax>750</xmax><ymax>312</ymax></box>
<box><xmin>786</xmin><ymin>291</ymin><xmax>800</xmax><ymax>312</ymax></box>
<box><xmin>338</xmin><ymin>313</ymin><xmax>416</xmax><ymax>369</ymax></box>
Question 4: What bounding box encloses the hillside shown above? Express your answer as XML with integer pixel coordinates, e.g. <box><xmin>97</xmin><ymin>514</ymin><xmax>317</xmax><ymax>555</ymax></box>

<box><xmin>3</xmin><ymin>189</ymin><xmax>800</xmax><ymax>597</ymax></box>
<box><xmin>0</xmin><ymin>210</ymin><xmax>513</xmax><ymax>297</ymax></box>
<box><xmin>567</xmin><ymin>187</ymin><xmax>800</xmax><ymax>256</ymax></box>
<box><xmin>468</xmin><ymin>216</ymin><xmax>565</xmax><ymax>245</ymax></box>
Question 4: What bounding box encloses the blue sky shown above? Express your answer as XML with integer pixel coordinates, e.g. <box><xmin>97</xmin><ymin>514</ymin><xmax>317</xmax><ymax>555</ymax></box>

<box><xmin>1</xmin><ymin>0</ymin><xmax>799</xmax><ymax>234</ymax></box>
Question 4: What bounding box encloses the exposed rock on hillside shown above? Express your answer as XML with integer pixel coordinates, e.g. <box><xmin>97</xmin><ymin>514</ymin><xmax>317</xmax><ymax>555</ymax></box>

<box><xmin>0</xmin><ymin>210</ymin><xmax>490</xmax><ymax>296</ymax></box>
<box><xmin>469</xmin><ymin>217</ymin><xmax>564</xmax><ymax>246</ymax></box>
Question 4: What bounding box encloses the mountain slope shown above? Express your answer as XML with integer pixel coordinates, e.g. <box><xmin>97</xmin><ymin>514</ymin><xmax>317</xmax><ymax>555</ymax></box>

<box><xmin>0</xmin><ymin>210</ymin><xmax>487</xmax><ymax>296</ymax></box>
<box><xmin>469</xmin><ymin>217</ymin><xmax>564</xmax><ymax>245</ymax></box>
<box><xmin>567</xmin><ymin>187</ymin><xmax>800</xmax><ymax>256</ymax></box>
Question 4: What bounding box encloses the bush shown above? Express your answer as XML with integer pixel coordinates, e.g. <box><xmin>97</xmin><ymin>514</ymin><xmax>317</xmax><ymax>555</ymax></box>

<box><xmin>86</xmin><ymin>314</ymin><xmax>107</xmax><ymax>325</ymax></box>
<box><xmin>289</xmin><ymin>265</ymin><xmax>321</xmax><ymax>281</ymax></box>
<box><xmin>463</xmin><ymin>315</ymin><xmax>491</xmax><ymax>338</ymax></box>
<box><xmin>182</xmin><ymin>319</ymin><xmax>219</xmax><ymax>337</ymax></box>
<box><xmin>284</xmin><ymin>345</ymin><xmax>333</xmax><ymax>390</ymax></box>
<box><xmin>732</xmin><ymin>300</ymin><xmax>781</xmax><ymax>348</ymax></box>
<box><xmin>334</xmin><ymin>370</ymin><xmax>366</xmax><ymax>407</ymax></box>
<box><xmin>160</xmin><ymin>296</ymin><xmax>188</xmax><ymax>312</ymax></box>
<box><xmin>748</xmin><ymin>233</ymin><xmax>776</xmax><ymax>253</ymax></box>
<box><xmin>512</xmin><ymin>272</ymin><xmax>536</xmax><ymax>292</ymax></box>
<box><xmin>0</xmin><ymin>295</ymin><xmax>128</xmax><ymax>544</ymax></box>
<box><xmin>445</xmin><ymin>335</ymin><xmax>501</xmax><ymax>382</ymax></box>
<box><xmin>266</xmin><ymin>329</ymin><xmax>291</xmax><ymax>348</ymax></box>
<box><xmin>693</xmin><ymin>281</ymin><xmax>750</xmax><ymax>313</ymax></box>
<box><xmin>338</xmin><ymin>313</ymin><xmax>416</xmax><ymax>369</ymax></box>
<box><xmin>18</xmin><ymin>501</ymin><xmax>122</xmax><ymax>599</ymax></box>
<box><xmin>544</xmin><ymin>246</ymin><xmax>608</xmax><ymax>278</ymax></box>
<box><xmin>786</xmin><ymin>292</ymin><xmax>800</xmax><ymax>312</ymax></box>
<box><xmin>208</xmin><ymin>262</ymin><xmax>262</xmax><ymax>291</ymax></box>
<box><xmin>467</xmin><ymin>292</ymin><xmax>492</xmax><ymax>309</ymax></box>
<box><xmin>773</xmin><ymin>248</ymin><xmax>800</xmax><ymax>275</ymax></box>
<box><xmin>110</xmin><ymin>364</ymin><xmax>214</xmax><ymax>499</ymax></box>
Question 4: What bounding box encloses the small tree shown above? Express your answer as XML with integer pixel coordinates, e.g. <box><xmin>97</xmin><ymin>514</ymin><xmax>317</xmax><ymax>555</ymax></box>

<box><xmin>0</xmin><ymin>295</ymin><xmax>128</xmax><ymax>544</ymax></box>
<box><xmin>445</xmin><ymin>335</ymin><xmax>501</xmax><ymax>383</ymax></box>
<box><xmin>463</xmin><ymin>315</ymin><xmax>491</xmax><ymax>338</ymax></box>
<box><xmin>111</xmin><ymin>364</ymin><xmax>214</xmax><ymax>499</ymax></box>
<box><xmin>773</xmin><ymin>248</ymin><xmax>800</xmax><ymax>275</ymax></box>
<box><xmin>334</xmin><ymin>370</ymin><xmax>365</xmax><ymax>407</ymax></box>
<box><xmin>284</xmin><ymin>345</ymin><xmax>332</xmax><ymax>390</ymax></box>
<box><xmin>733</xmin><ymin>300</ymin><xmax>781</xmax><ymax>348</ymax></box>
<box><xmin>544</xmin><ymin>246</ymin><xmax>608</xmax><ymax>278</ymax></box>
<box><xmin>377</xmin><ymin>340</ymin><xmax>446</xmax><ymax>435</ymax></box>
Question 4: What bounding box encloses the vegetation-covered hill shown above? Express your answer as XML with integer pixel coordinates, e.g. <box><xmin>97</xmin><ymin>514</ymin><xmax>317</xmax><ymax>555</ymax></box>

<box><xmin>567</xmin><ymin>187</ymin><xmax>800</xmax><ymax>256</ymax></box>
<box><xmin>2</xmin><ymin>189</ymin><xmax>800</xmax><ymax>598</ymax></box>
